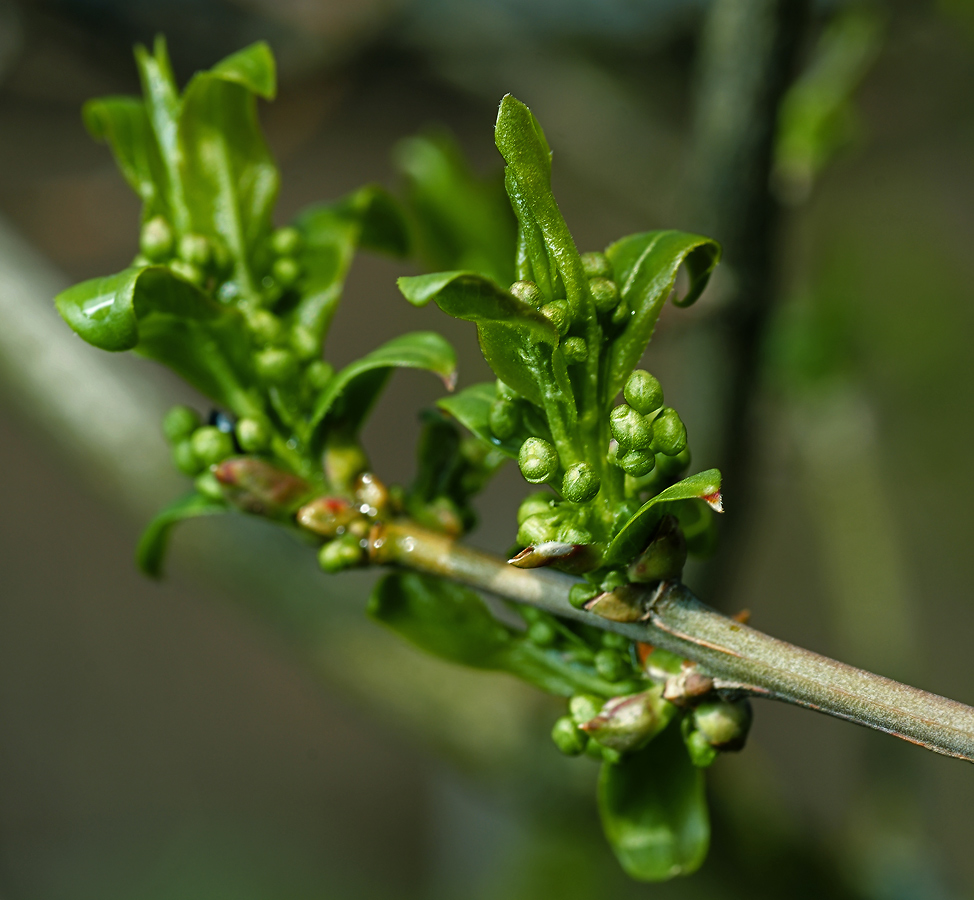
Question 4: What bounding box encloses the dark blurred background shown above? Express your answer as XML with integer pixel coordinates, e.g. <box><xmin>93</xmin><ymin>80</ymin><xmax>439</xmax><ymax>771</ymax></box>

<box><xmin>1</xmin><ymin>0</ymin><xmax>973</xmax><ymax>897</ymax></box>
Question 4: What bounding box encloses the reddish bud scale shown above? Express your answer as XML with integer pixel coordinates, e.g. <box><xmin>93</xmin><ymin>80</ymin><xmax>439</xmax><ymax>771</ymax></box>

<box><xmin>213</xmin><ymin>457</ymin><xmax>312</xmax><ymax>517</ymax></box>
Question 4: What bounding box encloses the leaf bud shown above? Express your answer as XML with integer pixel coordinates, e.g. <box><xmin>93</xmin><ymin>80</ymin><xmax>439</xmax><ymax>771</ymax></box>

<box><xmin>624</xmin><ymin>370</ymin><xmax>664</xmax><ymax>415</ymax></box>
<box><xmin>169</xmin><ymin>259</ymin><xmax>205</xmax><ymax>287</ymax></box>
<box><xmin>551</xmin><ymin>716</ymin><xmax>588</xmax><ymax>756</ymax></box>
<box><xmin>568</xmin><ymin>582</ymin><xmax>599</xmax><ymax>609</ymax></box>
<box><xmin>178</xmin><ymin>232</ymin><xmax>212</xmax><ymax>268</ymax></box>
<box><xmin>214</xmin><ymin>457</ymin><xmax>313</xmax><ymax>516</ymax></box>
<box><xmin>540</xmin><ymin>301</ymin><xmax>571</xmax><ymax>336</ymax></box>
<box><xmin>297</xmin><ymin>496</ymin><xmax>361</xmax><ymax>537</ymax></box>
<box><xmin>247</xmin><ymin>309</ymin><xmax>282</xmax><ymax>345</ymax></box>
<box><xmin>527</xmin><ymin>620</ymin><xmax>557</xmax><ymax>646</ymax></box>
<box><xmin>140</xmin><ymin>216</ymin><xmax>174</xmax><ymax>261</ymax></box>
<box><xmin>317</xmin><ymin>533</ymin><xmax>365</xmax><ymax>574</ymax></box>
<box><xmin>594</xmin><ymin>648</ymin><xmax>628</xmax><ymax>682</ymax></box>
<box><xmin>518</xmin><ymin>437</ymin><xmax>559</xmax><ymax>484</ymax></box>
<box><xmin>190</xmin><ymin>426</ymin><xmax>235</xmax><ymax>467</ymax></box>
<box><xmin>272</xmin><ymin>256</ymin><xmax>301</xmax><ymax>288</ymax></box>
<box><xmin>291</xmin><ymin>325</ymin><xmax>319</xmax><ymax>361</ymax></box>
<box><xmin>619</xmin><ymin>448</ymin><xmax>655</xmax><ymax>477</ymax></box>
<box><xmin>562</xmin><ymin>462</ymin><xmax>600</xmax><ymax>503</ymax></box>
<box><xmin>305</xmin><ymin>360</ymin><xmax>335</xmax><ymax>391</ymax></box>
<box><xmin>271</xmin><ymin>226</ymin><xmax>303</xmax><ymax>257</ymax></box>
<box><xmin>172</xmin><ymin>438</ymin><xmax>203</xmax><ymax>476</ymax></box>
<box><xmin>579</xmin><ymin>687</ymin><xmax>673</xmax><ymax>753</ymax></box>
<box><xmin>255</xmin><ymin>347</ymin><xmax>298</xmax><ymax>385</ymax></box>
<box><xmin>628</xmin><ymin>514</ymin><xmax>686</xmax><ymax>583</ymax></box>
<box><xmin>489</xmin><ymin>398</ymin><xmax>520</xmax><ymax>440</ymax></box>
<box><xmin>569</xmin><ymin>693</ymin><xmax>604</xmax><ymax>725</ymax></box>
<box><xmin>163</xmin><ymin>404</ymin><xmax>201</xmax><ymax>444</ymax></box>
<box><xmin>235</xmin><ymin>417</ymin><xmax>271</xmax><ymax>453</ymax></box>
<box><xmin>589</xmin><ymin>277</ymin><xmax>620</xmax><ymax>314</ymax></box>
<box><xmin>652</xmin><ymin>407</ymin><xmax>688</xmax><ymax>456</ymax></box>
<box><xmin>692</xmin><ymin>699</ymin><xmax>753</xmax><ymax>751</ymax></box>
<box><xmin>581</xmin><ymin>251</ymin><xmax>612</xmax><ymax>279</ymax></box>
<box><xmin>562</xmin><ymin>336</ymin><xmax>588</xmax><ymax>363</ymax></box>
<box><xmin>517</xmin><ymin>491</ymin><xmax>554</xmax><ymax>524</ymax></box>
<box><xmin>509</xmin><ymin>280</ymin><xmax>543</xmax><ymax>306</ymax></box>
<box><xmin>609</xmin><ymin>404</ymin><xmax>653</xmax><ymax>450</ymax></box>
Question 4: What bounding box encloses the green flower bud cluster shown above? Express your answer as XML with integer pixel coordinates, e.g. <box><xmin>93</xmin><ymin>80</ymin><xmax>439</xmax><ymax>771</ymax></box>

<box><xmin>608</xmin><ymin>370</ymin><xmax>688</xmax><ymax>478</ymax></box>
<box><xmin>135</xmin><ymin>216</ymin><xmax>233</xmax><ymax>290</ymax></box>
<box><xmin>682</xmin><ymin>698</ymin><xmax>753</xmax><ymax>768</ymax></box>
<box><xmin>580</xmin><ymin>251</ymin><xmax>629</xmax><ymax>325</ymax></box>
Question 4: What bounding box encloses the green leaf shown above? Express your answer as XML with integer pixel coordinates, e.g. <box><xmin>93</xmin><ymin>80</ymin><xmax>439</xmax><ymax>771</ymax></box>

<box><xmin>604</xmin><ymin>469</ymin><xmax>722</xmax><ymax>567</ymax></box>
<box><xmin>55</xmin><ymin>265</ymin><xmax>258</xmax><ymax>414</ymax></box>
<box><xmin>137</xmin><ymin>492</ymin><xmax>229</xmax><ymax>578</ymax></box>
<box><xmin>309</xmin><ymin>332</ymin><xmax>457</xmax><ymax>448</ymax></box>
<box><xmin>438</xmin><ymin>382</ymin><xmax>519</xmax><ymax>458</ymax></box>
<box><xmin>605</xmin><ymin>231</ymin><xmax>721</xmax><ymax>399</ymax></box>
<box><xmin>598</xmin><ymin>722</ymin><xmax>709</xmax><ymax>881</ymax></box>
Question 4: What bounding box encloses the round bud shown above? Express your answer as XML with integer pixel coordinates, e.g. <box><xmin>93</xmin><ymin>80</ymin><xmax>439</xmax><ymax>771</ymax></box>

<box><xmin>236</xmin><ymin>417</ymin><xmax>270</xmax><ymax>453</ymax></box>
<box><xmin>510</xmin><ymin>280</ymin><xmax>543</xmax><ymax>306</ymax></box>
<box><xmin>693</xmin><ymin>699</ymin><xmax>752</xmax><ymax>750</ymax></box>
<box><xmin>589</xmin><ymin>277</ymin><xmax>620</xmax><ymax>313</ymax></box>
<box><xmin>169</xmin><ymin>259</ymin><xmax>204</xmax><ymax>287</ymax></box>
<box><xmin>609</xmin><ymin>404</ymin><xmax>653</xmax><ymax>450</ymax></box>
<box><xmin>601</xmin><ymin>630</ymin><xmax>629</xmax><ymax>650</ymax></box>
<box><xmin>611</xmin><ymin>299</ymin><xmax>630</xmax><ymax>325</ymax></box>
<box><xmin>172</xmin><ymin>438</ymin><xmax>203</xmax><ymax>476</ymax></box>
<box><xmin>517</xmin><ymin>513</ymin><xmax>560</xmax><ymax>547</ymax></box>
<box><xmin>194</xmin><ymin>471</ymin><xmax>225</xmax><ymax>501</ymax></box>
<box><xmin>619</xmin><ymin>448</ymin><xmax>656</xmax><ymax>477</ymax></box>
<box><xmin>190</xmin><ymin>426</ymin><xmax>235</xmax><ymax>467</ymax></box>
<box><xmin>684</xmin><ymin>728</ymin><xmax>719</xmax><ymax>768</ymax></box>
<box><xmin>290</xmin><ymin>325</ymin><xmax>319</xmax><ymax>361</ymax></box>
<box><xmin>140</xmin><ymin>216</ymin><xmax>174</xmax><ymax>261</ymax></box>
<box><xmin>540</xmin><ymin>301</ymin><xmax>570</xmax><ymax>336</ymax></box>
<box><xmin>569</xmin><ymin>694</ymin><xmax>603</xmax><ymax>724</ymax></box>
<box><xmin>594</xmin><ymin>648</ymin><xmax>627</xmax><ymax>682</ymax></box>
<box><xmin>581</xmin><ymin>251</ymin><xmax>612</xmax><ymax>279</ymax></box>
<box><xmin>557</xmin><ymin>523</ymin><xmax>593</xmax><ymax>545</ymax></box>
<box><xmin>132</xmin><ymin>254</ymin><xmax>152</xmax><ymax>268</ymax></box>
<box><xmin>551</xmin><ymin>716</ymin><xmax>588</xmax><ymax>756</ymax></box>
<box><xmin>528</xmin><ymin>620</ymin><xmax>556</xmax><ymax>646</ymax></box>
<box><xmin>600</xmin><ymin>570</ymin><xmax>627</xmax><ymax>592</ymax></box>
<box><xmin>318</xmin><ymin>534</ymin><xmax>365</xmax><ymax>574</ymax></box>
<box><xmin>562</xmin><ymin>337</ymin><xmax>588</xmax><ymax>363</ymax></box>
<box><xmin>489</xmin><ymin>399</ymin><xmax>520</xmax><ymax>440</ymax></box>
<box><xmin>624</xmin><ymin>370</ymin><xmax>664</xmax><ymax>415</ymax></box>
<box><xmin>271</xmin><ymin>226</ymin><xmax>303</xmax><ymax>257</ymax></box>
<box><xmin>517</xmin><ymin>491</ymin><xmax>553</xmax><ymax>524</ymax></box>
<box><xmin>652</xmin><ymin>407</ymin><xmax>688</xmax><ymax>456</ymax></box>
<box><xmin>255</xmin><ymin>347</ymin><xmax>298</xmax><ymax>385</ymax></box>
<box><xmin>568</xmin><ymin>582</ymin><xmax>599</xmax><ymax>609</ymax></box>
<box><xmin>305</xmin><ymin>359</ymin><xmax>335</xmax><ymax>391</ymax></box>
<box><xmin>178</xmin><ymin>233</ymin><xmax>212</xmax><ymax>268</ymax></box>
<box><xmin>272</xmin><ymin>256</ymin><xmax>301</xmax><ymax>288</ymax></box>
<box><xmin>518</xmin><ymin>437</ymin><xmax>559</xmax><ymax>484</ymax></box>
<box><xmin>247</xmin><ymin>309</ymin><xmax>282</xmax><ymax>346</ymax></box>
<box><xmin>562</xmin><ymin>462</ymin><xmax>600</xmax><ymax>503</ymax></box>
<box><xmin>163</xmin><ymin>405</ymin><xmax>201</xmax><ymax>444</ymax></box>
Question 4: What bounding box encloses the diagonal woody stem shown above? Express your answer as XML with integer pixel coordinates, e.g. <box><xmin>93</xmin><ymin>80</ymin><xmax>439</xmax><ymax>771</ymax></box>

<box><xmin>370</xmin><ymin>521</ymin><xmax>974</xmax><ymax>763</ymax></box>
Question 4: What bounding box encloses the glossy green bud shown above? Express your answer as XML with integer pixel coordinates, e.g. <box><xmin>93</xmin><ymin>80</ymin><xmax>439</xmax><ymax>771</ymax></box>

<box><xmin>169</xmin><ymin>259</ymin><xmax>205</xmax><ymax>287</ymax></box>
<box><xmin>601</xmin><ymin>630</ymin><xmax>630</xmax><ymax>650</ymax></box>
<box><xmin>163</xmin><ymin>405</ymin><xmax>201</xmax><ymax>444</ymax></box>
<box><xmin>624</xmin><ymin>370</ymin><xmax>664</xmax><ymax>415</ymax></box>
<box><xmin>609</xmin><ymin>404</ymin><xmax>653</xmax><ymax>450</ymax></box>
<box><xmin>271</xmin><ymin>226</ymin><xmax>303</xmax><ymax>257</ymax></box>
<box><xmin>272</xmin><ymin>256</ymin><xmax>301</xmax><ymax>288</ymax></box>
<box><xmin>517</xmin><ymin>491</ymin><xmax>554</xmax><ymax>524</ymax></box>
<box><xmin>489</xmin><ymin>399</ymin><xmax>520</xmax><ymax>440</ymax></box>
<box><xmin>291</xmin><ymin>325</ymin><xmax>319</xmax><ymax>361</ymax></box>
<box><xmin>318</xmin><ymin>534</ymin><xmax>365</xmax><ymax>574</ymax></box>
<box><xmin>619</xmin><ymin>448</ymin><xmax>655</xmax><ymax>477</ymax></box>
<box><xmin>589</xmin><ymin>277</ymin><xmax>620</xmax><ymax>314</ymax></box>
<box><xmin>568</xmin><ymin>582</ymin><xmax>599</xmax><ymax>609</ymax></box>
<box><xmin>305</xmin><ymin>359</ymin><xmax>335</xmax><ymax>391</ymax></box>
<box><xmin>190</xmin><ymin>426</ymin><xmax>235</xmax><ymax>467</ymax></box>
<box><xmin>510</xmin><ymin>280</ymin><xmax>543</xmax><ymax>306</ymax></box>
<box><xmin>600</xmin><ymin>570</ymin><xmax>627</xmax><ymax>592</ymax></box>
<box><xmin>528</xmin><ymin>620</ymin><xmax>557</xmax><ymax>646</ymax></box>
<box><xmin>562</xmin><ymin>462</ymin><xmax>600</xmax><ymax>503</ymax></box>
<box><xmin>684</xmin><ymin>727</ymin><xmax>719</xmax><ymax>768</ymax></box>
<box><xmin>540</xmin><ymin>301</ymin><xmax>571</xmax><ymax>336</ymax></box>
<box><xmin>194</xmin><ymin>470</ymin><xmax>225</xmax><ymax>501</ymax></box>
<box><xmin>248</xmin><ymin>309</ymin><xmax>282</xmax><ymax>346</ymax></box>
<box><xmin>693</xmin><ymin>699</ymin><xmax>753</xmax><ymax>750</ymax></box>
<box><xmin>556</xmin><ymin>524</ymin><xmax>594</xmax><ymax>545</ymax></box>
<box><xmin>569</xmin><ymin>694</ymin><xmax>603</xmax><ymax>725</ymax></box>
<box><xmin>551</xmin><ymin>716</ymin><xmax>588</xmax><ymax>756</ymax></box>
<box><xmin>516</xmin><ymin>512</ymin><xmax>560</xmax><ymax>546</ymax></box>
<box><xmin>562</xmin><ymin>336</ymin><xmax>588</xmax><ymax>363</ymax></box>
<box><xmin>652</xmin><ymin>407</ymin><xmax>688</xmax><ymax>456</ymax></box>
<box><xmin>140</xmin><ymin>216</ymin><xmax>174</xmax><ymax>261</ymax></box>
<box><xmin>594</xmin><ymin>648</ymin><xmax>627</xmax><ymax>682</ymax></box>
<box><xmin>518</xmin><ymin>437</ymin><xmax>559</xmax><ymax>484</ymax></box>
<box><xmin>172</xmin><ymin>438</ymin><xmax>203</xmax><ymax>476</ymax></box>
<box><xmin>255</xmin><ymin>347</ymin><xmax>298</xmax><ymax>385</ymax></box>
<box><xmin>236</xmin><ymin>417</ymin><xmax>270</xmax><ymax>453</ymax></box>
<box><xmin>581</xmin><ymin>251</ymin><xmax>612</xmax><ymax>279</ymax></box>
<box><xmin>178</xmin><ymin>233</ymin><xmax>212</xmax><ymax>268</ymax></box>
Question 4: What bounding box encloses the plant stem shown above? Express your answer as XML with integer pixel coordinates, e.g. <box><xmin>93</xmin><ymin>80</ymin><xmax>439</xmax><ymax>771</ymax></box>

<box><xmin>370</xmin><ymin>521</ymin><xmax>974</xmax><ymax>763</ymax></box>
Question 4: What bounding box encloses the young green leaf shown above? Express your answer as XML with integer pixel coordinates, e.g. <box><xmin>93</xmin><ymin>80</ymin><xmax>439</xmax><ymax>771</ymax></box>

<box><xmin>598</xmin><ymin>722</ymin><xmax>710</xmax><ymax>881</ymax></box>
<box><xmin>136</xmin><ymin>492</ymin><xmax>229</xmax><ymax>578</ymax></box>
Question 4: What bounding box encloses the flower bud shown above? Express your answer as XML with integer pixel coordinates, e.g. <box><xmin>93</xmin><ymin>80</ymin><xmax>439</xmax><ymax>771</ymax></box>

<box><xmin>247</xmin><ymin>309</ymin><xmax>282</xmax><ymax>345</ymax></box>
<box><xmin>271</xmin><ymin>226</ymin><xmax>303</xmax><ymax>257</ymax></box>
<box><xmin>692</xmin><ymin>699</ymin><xmax>752</xmax><ymax>751</ymax></box>
<box><xmin>178</xmin><ymin>233</ymin><xmax>212</xmax><ymax>268</ymax></box>
<box><xmin>652</xmin><ymin>407</ymin><xmax>688</xmax><ymax>456</ymax></box>
<box><xmin>517</xmin><ymin>491</ymin><xmax>554</xmax><ymax>524</ymax></box>
<box><xmin>594</xmin><ymin>648</ymin><xmax>628</xmax><ymax>682</ymax></box>
<box><xmin>169</xmin><ymin>259</ymin><xmax>204</xmax><ymax>287</ymax></box>
<box><xmin>297</xmin><ymin>496</ymin><xmax>362</xmax><ymax>537</ymax></box>
<box><xmin>580</xmin><ymin>687</ymin><xmax>673</xmax><ymax>753</ymax></box>
<box><xmin>528</xmin><ymin>620</ymin><xmax>556</xmax><ymax>646</ymax></box>
<box><xmin>684</xmin><ymin>727</ymin><xmax>719</xmax><ymax>768</ymax></box>
<box><xmin>581</xmin><ymin>251</ymin><xmax>612</xmax><ymax>279</ymax></box>
<box><xmin>611</xmin><ymin>298</ymin><xmax>630</xmax><ymax>325</ymax></box>
<box><xmin>518</xmin><ymin>437</ymin><xmax>559</xmax><ymax>484</ymax></box>
<box><xmin>235</xmin><ymin>417</ymin><xmax>270</xmax><ymax>453</ymax></box>
<box><xmin>291</xmin><ymin>325</ymin><xmax>319</xmax><ymax>361</ymax></box>
<box><xmin>354</xmin><ymin>471</ymin><xmax>389</xmax><ymax>516</ymax></box>
<box><xmin>172</xmin><ymin>438</ymin><xmax>203</xmax><ymax>476</ymax></box>
<box><xmin>255</xmin><ymin>347</ymin><xmax>298</xmax><ymax>385</ymax></box>
<box><xmin>140</xmin><ymin>216</ymin><xmax>174</xmax><ymax>261</ymax></box>
<box><xmin>618</xmin><ymin>448</ymin><xmax>655</xmax><ymax>477</ymax></box>
<box><xmin>163</xmin><ymin>405</ymin><xmax>201</xmax><ymax>444</ymax></box>
<box><xmin>540</xmin><ymin>301</ymin><xmax>571</xmax><ymax>336</ymax></box>
<box><xmin>190</xmin><ymin>426</ymin><xmax>235</xmax><ymax>467</ymax></box>
<box><xmin>551</xmin><ymin>716</ymin><xmax>588</xmax><ymax>756</ymax></box>
<box><xmin>272</xmin><ymin>256</ymin><xmax>301</xmax><ymax>288</ymax></box>
<box><xmin>194</xmin><ymin>471</ymin><xmax>225</xmax><ymax>501</ymax></box>
<box><xmin>600</xmin><ymin>570</ymin><xmax>627</xmax><ymax>592</ymax></box>
<box><xmin>624</xmin><ymin>370</ymin><xmax>664</xmax><ymax>415</ymax></box>
<box><xmin>557</xmin><ymin>523</ymin><xmax>594</xmax><ymax>545</ymax></box>
<box><xmin>562</xmin><ymin>462</ymin><xmax>600</xmax><ymax>503</ymax></box>
<box><xmin>569</xmin><ymin>694</ymin><xmax>604</xmax><ymax>725</ymax></box>
<box><xmin>516</xmin><ymin>511</ymin><xmax>561</xmax><ymax>546</ymax></box>
<box><xmin>318</xmin><ymin>533</ymin><xmax>365</xmax><ymax>573</ymax></box>
<box><xmin>562</xmin><ymin>337</ymin><xmax>588</xmax><ymax>363</ymax></box>
<box><xmin>489</xmin><ymin>398</ymin><xmax>520</xmax><ymax>440</ymax></box>
<box><xmin>510</xmin><ymin>280</ymin><xmax>543</xmax><ymax>306</ymax></box>
<box><xmin>589</xmin><ymin>277</ymin><xmax>620</xmax><ymax>314</ymax></box>
<box><xmin>305</xmin><ymin>360</ymin><xmax>334</xmax><ymax>391</ymax></box>
<box><xmin>609</xmin><ymin>404</ymin><xmax>653</xmax><ymax>450</ymax></box>
<box><xmin>568</xmin><ymin>582</ymin><xmax>599</xmax><ymax>609</ymax></box>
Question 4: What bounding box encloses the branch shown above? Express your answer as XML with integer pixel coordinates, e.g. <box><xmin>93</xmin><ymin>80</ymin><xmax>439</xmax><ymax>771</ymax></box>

<box><xmin>371</xmin><ymin>521</ymin><xmax>974</xmax><ymax>763</ymax></box>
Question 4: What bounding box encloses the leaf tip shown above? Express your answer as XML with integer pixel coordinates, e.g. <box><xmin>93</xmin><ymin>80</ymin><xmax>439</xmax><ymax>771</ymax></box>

<box><xmin>703</xmin><ymin>491</ymin><xmax>723</xmax><ymax>513</ymax></box>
